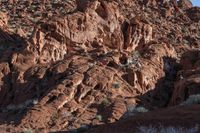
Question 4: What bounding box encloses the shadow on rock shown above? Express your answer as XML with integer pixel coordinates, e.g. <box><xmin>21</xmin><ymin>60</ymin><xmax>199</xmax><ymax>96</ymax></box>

<box><xmin>136</xmin><ymin>56</ymin><xmax>180</xmax><ymax>109</ymax></box>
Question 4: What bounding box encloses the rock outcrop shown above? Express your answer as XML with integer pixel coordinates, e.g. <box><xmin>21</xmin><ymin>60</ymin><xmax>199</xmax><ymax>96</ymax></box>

<box><xmin>170</xmin><ymin>50</ymin><xmax>200</xmax><ymax>105</ymax></box>
<box><xmin>0</xmin><ymin>0</ymin><xmax>199</xmax><ymax>132</ymax></box>
<box><xmin>1</xmin><ymin>42</ymin><xmax>176</xmax><ymax>131</ymax></box>
<box><xmin>0</xmin><ymin>12</ymin><xmax>8</xmax><ymax>28</ymax></box>
<box><xmin>186</xmin><ymin>7</ymin><xmax>200</xmax><ymax>22</ymax></box>
<box><xmin>178</xmin><ymin>0</ymin><xmax>193</xmax><ymax>10</ymax></box>
<box><xmin>87</xmin><ymin>105</ymin><xmax>200</xmax><ymax>133</ymax></box>
<box><xmin>0</xmin><ymin>12</ymin><xmax>13</xmax><ymax>43</ymax></box>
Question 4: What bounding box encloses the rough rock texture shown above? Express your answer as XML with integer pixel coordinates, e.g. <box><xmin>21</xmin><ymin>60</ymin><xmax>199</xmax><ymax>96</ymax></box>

<box><xmin>0</xmin><ymin>12</ymin><xmax>13</xmax><ymax>43</ymax></box>
<box><xmin>170</xmin><ymin>50</ymin><xmax>200</xmax><ymax>105</ymax></box>
<box><xmin>89</xmin><ymin>49</ymin><xmax>200</xmax><ymax>133</ymax></box>
<box><xmin>186</xmin><ymin>7</ymin><xmax>200</xmax><ymax>22</ymax></box>
<box><xmin>0</xmin><ymin>12</ymin><xmax>8</xmax><ymax>28</ymax></box>
<box><xmin>178</xmin><ymin>0</ymin><xmax>193</xmax><ymax>10</ymax></box>
<box><xmin>0</xmin><ymin>0</ymin><xmax>199</xmax><ymax>132</ymax></box>
<box><xmin>29</xmin><ymin>0</ymin><xmax>122</xmax><ymax>64</ymax></box>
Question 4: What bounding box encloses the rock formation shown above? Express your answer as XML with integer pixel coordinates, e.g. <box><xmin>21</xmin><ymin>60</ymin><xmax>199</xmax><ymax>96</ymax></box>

<box><xmin>170</xmin><ymin>50</ymin><xmax>200</xmax><ymax>105</ymax></box>
<box><xmin>0</xmin><ymin>0</ymin><xmax>199</xmax><ymax>132</ymax></box>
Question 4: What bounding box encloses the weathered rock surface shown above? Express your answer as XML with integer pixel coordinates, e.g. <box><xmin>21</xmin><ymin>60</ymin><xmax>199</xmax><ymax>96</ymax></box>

<box><xmin>0</xmin><ymin>0</ymin><xmax>199</xmax><ymax>132</ymax></box>
<box><xmin>186</xmin><ymin>7</ymin><xmax>200</xmax><ymax>22</ymax></box>
<box><xmin>0</xmin><ymin>12</ymin><xmax>8</xmax><ymax>28</ymax></box>
<box><xmin>170</xmin><ymin>50</ymin><xmax>200</xmax><ymax>105</ymax></box>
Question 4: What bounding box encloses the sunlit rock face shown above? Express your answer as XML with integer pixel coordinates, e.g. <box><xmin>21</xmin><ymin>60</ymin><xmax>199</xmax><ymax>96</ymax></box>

<box><xmin>178</xmin><ymin>0</ymin><xmax>193</xmax><ymax>10</ymax></box>
<box><xmin>186</xmin><ymin>7</ymin><xmax>200</xmax><ymax>22</ymax></box>
<box><xmin>122</xmin><ymin>17</ymin><xmax>153</xmax><ymax>51</ymax></box>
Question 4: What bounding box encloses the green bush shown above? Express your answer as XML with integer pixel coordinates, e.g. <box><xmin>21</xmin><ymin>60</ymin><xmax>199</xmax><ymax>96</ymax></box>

<box><xmin>180</xmin><ymin>94</ymin><xmax>200</xmax><ymax>105</ymax></box>
<box><xmin>137</xmin><ymin>125</ymin><xmax>199</xmax><ymax>133</ymax></box>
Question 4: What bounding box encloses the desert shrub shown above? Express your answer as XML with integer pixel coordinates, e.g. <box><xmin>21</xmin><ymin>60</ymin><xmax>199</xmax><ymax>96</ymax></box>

<box><xmin>5</xmin><ymin>98</ymin><xmax>38</xmax><ymax>112</ymax></box>
<box><xmin>180</xmin><ymin>94</ymin><xmax>200</xmax><ymax>105</ymax></box>
<box><xmin>22</xmin><ymin>128</ymin><xmax>33</xmax><ymax>133</ymax></box>
<box><xmin>134</xmin><ymin>106</ymin><xmax>149</xmax><ymax>113</ymax></box>
<box><xmin>122</xmin><ymin>105</ymin><xmax>148</xmax><ymax>118</ymax></box>
<box><xmin>137</xmin><ymin>125</ymin><xmax>199</xmax><ymax>133</ymax></box>
<box><xmin>112</xmin><ymin>81</ymin><xmax>120</xmax><ymax>89</ymax></box>
<box><xmin>119</xmin><ymin>50</ymin><xmax>141</xmax><ymax>67</ymax></box>
<box><xmin>101</xmin><ymin>98</ymin><xmax>111</xmax><ymax>106</ymax></box>
<box><xmin>95</xmin><ymin>115</ymin><xmax>103</xmax><ymax>121</ymax></box>
<box><xmin>131</xmin><ymin>50</ymin><xmax>141</xmax><ymax>59</ymax></box>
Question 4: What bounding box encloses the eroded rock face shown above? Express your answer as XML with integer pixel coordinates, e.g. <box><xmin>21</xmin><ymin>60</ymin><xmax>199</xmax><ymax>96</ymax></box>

<box><xmin>0</xmin><ymin>12</ymin><xmax>12</xmax><ymax>43</ymax></box>
<box><xmin>178</xmin><ymin>0</ymin><xmax>193</xmax><ymax>10</ymax></box>
<box><xmin>144</xmin><ymin>0</ymin><xmax>158</xmax><ymax>7</ymax></box>
<box><xmin>186</xmin><ymin>7</ymin><xmax>200</xmax><ymax>22</ymax></box>
<box><xmin>0</xmin><ymin>12</ymin><xmax>8</xmax><ymax>28</ymax></box>
<box><xmin>170</xmin><ymin>50</ymin><xmax>200</xmax><ymax>105</ymax></box>
<box><xmin>0</xmin><ymin>0</ymin><xmax>199</xmax><ymax>132</ymax></box>
<box><xmin>0</xmin><ymin>62</ymin><xmax>11</xmax><ymax>105</ymax></box>
<box><xmin>16</xmin><ymin>42</ymin><xmax>175</xmax><ymax>130</ymax></box>
<box><xmin>122</xmin><ymin>18</ymin><xmax>153</xmax><ymax>51</ymax></box>
<box><xmin>27</xmin><ymin>0</ymin><xmax>122</xmax><ymax>64</ymax></box>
